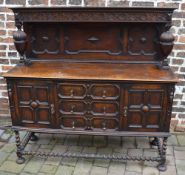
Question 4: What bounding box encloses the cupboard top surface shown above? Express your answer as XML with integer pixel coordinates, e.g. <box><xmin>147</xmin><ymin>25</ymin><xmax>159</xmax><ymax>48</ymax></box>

<box><xmin>3</xmin><ymin>62</ymin><xmax>178</xmax><ymax>82</ymax></box>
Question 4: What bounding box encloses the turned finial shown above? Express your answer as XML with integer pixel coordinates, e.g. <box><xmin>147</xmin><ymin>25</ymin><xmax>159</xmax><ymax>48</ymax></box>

<box><xmin>159</xmin><ymin>30</ymin><xmax>175</xmax><ymax>69</ymax></box>
<box><xmin>13</xmin><ymin>13</ymin><xmax>31</xmax><ymax>65</ymax></box>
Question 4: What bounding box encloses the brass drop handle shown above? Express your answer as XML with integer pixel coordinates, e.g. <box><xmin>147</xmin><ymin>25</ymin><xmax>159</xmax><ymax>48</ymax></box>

<box><xmin>72</xmin><ymin>120</ymin><xmax>75</xmax><ymax>129</ymax></box>
<box><xmin>70</xmin><ymin>89</ymin><xmax>74</xmax><ymax>97</ymax></box>
<box><xmin>102</xmin><ymin>121</ymin><xmax>107</xmax><ymax>130</ymax></box>
<box><xmin>70</xmin><ymin>105</ymin><xmax>75</xmax><ymax>113</ymax></box>
<box><xmin>102</xmin><ymin>90</ymin><xmax>107</xmax><ymax>98</ymax></box>
<box><xmin>103</xmin><ymin>106</ymin><xmax>106</xmax><ymax>114</ymax></box>
<box><xmin>50</xmin><ymin>104</ymin><xmax>55</xmax><ymax>114</ymax></box>
<box><xmin>123</xmin><ymin>106</ymin><xmax>128</xmax><ymax>117</ymax></box>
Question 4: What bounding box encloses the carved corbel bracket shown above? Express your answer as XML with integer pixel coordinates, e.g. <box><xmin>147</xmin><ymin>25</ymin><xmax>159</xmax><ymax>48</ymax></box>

<box><xmin>13</xmin><ymin>13</ymin><xmax>31</xmax><ymax>66</ymax></box>
<box><xmin>158</xmin><ymin>23</ymin><xmax>174</xmax><ymax>70</ymax></box>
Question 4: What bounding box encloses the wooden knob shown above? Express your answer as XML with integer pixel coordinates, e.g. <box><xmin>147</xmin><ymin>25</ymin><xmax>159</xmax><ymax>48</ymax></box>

<box><xmin>30</xmin><ymin>101</ymin><xmax>38</xmax><ymax>108</ymax></box>
<box><xmin>142</xmin><ymin>105</ymin><xmax>149</xmax><ymax>112</ymax></box>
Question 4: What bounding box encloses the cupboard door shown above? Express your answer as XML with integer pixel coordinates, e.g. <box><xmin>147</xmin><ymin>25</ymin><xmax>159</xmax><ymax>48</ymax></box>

<box><xmin>16</xmin><ymin>80</ymin><xmax>55</xmax><ymax>128</ymax></box>
<box><xmin>121</xmin><ymin>84</ymin><xmax>167</xmax><ymax>132</ymax></box>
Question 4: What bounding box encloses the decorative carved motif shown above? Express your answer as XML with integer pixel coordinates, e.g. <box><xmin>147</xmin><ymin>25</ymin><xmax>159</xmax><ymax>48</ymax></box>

<box><xmin>64</xmin><ymin>25</ymin><xmax>122</xmax><ymax>55</ymax></box>
<box><xmin>128</xmin><ymin>26</ymin><xmax>157</xmax><ymax>56</ymax></box>
<box><xmin>14</xmin><ymin>13</ymin><xmax>22</xmax><ymax>30</ymax></box>
<box><xmin>30</xmin><ymin>26</ymin><xmax>60</xmax><ymax>54</ymax></box>
<box><xmin>12</xmin><ymin>10</ymin><xmax>172</xmax><ymax>23</ymax></box>
<box><xmin>166</xmin><ymin>85</ymin><xmax>175</xmax><ymax>120</ymax></box>
<box><xmin>87</xmin><ymin>36</ymin><xmax>100</xmax><ymax>43</ymax></box>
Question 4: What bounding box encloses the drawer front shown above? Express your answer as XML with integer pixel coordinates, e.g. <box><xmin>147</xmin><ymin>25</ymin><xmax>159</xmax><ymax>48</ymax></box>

<box><xmin>90</xmin><ymin>84</ymin><xmax>120</xmax><ymax>100</ymax></box>
<box><xmin>60</xmin><ymin>116</ymin><xmax>119</xmax><ymax>131</ymax></box>
<box><xmin>57</xmin><ymin>81</ymin><xmax>121</xmax><ymax>131</ymax></box>
<box><xmin>91</xmin><ymin>101</ymin><xmax>119</xmax><ymax>117</ymax></box>
<box><xmin>91</xmin><ymin>117</ymin><xmax>119</xmax><ymax>130</ymax></box>
<box><xmin>57</xmin><ymin>82</ymin><xmax>120</xmax><ymax>100</ymax></box>
<box><xmin>57</xmin><ymin>83</ymin><xmax>87</xmax><ymax>99</ymax></box>
<box><xmin>121</xmin><ymin>84</ymin><xmax>168</xmax><ymax>132</ymax></box>
<box><xmin>58</xmin><ymin>100</ymin><xmax>119</xmax><ymax>116</ymax></box>
<box><xmin>60</xmin><ymin>116</ymin><xmax>86</xmax><ymax>129</ymax></box>
<box><xmin>59</xmin><ymin>100</ymin><xmax>86</xmax><ymax>115</ymax></box>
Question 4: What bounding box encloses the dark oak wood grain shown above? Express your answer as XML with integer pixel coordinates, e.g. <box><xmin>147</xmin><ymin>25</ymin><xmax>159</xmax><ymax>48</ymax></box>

<box><xmin>3</xmin><ymin>62</ymin><xmax>178</xmax><ymax>82</ymax></box>
<box><xmin>2</xmin><ymin>7</ymin><xmax>179</xmax><ymax>170</ymax></box>
<box><xmin>3</xmin><ymin>6</ymin><xmax>178</xmax><ymax>134</ymax></box>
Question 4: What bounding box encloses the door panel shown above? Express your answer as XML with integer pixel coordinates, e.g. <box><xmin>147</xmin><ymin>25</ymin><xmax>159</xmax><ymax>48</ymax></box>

<box><xmin>16</xmin><ymin>80</ymin><xmax>55</xmax><ymax>127</ymax></box>
<box><xmin>121</xmin><ymin>84</ymin><xmax>166</xmax><ymax>131</ymax></box>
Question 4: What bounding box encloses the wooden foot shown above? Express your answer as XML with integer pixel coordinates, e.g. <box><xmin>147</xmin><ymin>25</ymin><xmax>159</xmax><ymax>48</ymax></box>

<box><xmin>157</xmin><ymin>137</ymin><xmax>168</xmax><ymax>172</ymax></box>
<box><xmin>150</xmin><ymin>137</ymin><xmax>158</xmax><ymax>146</ymax></box>
<box><xmin>16</xmin><ymin>157</ymin><xmax>25</xmax><ymax>164</ymax></box>
<box><xmin>157</xmin><ymin>163</ymin><xmax>166</xmax><ymax>171</ymax></box>
<box><xmin>30</xmin><ymin>132</ymin><xmax>38</xmax><ymax>141</ymax></box>
<box><xmin>15</xmin><ymin>130</ymin><xmax>25</xmax><ymax>164</ymax></box>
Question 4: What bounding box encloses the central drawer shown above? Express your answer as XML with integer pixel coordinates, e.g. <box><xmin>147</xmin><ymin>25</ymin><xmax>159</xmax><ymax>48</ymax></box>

<box><xmin>57</xmin><ymin>82</ymin><xmax>120</xmax><ymax>100</ymax></box>
<box><xmin>57</xmin><ymin>82</ymin><xmax>120</xmax><ymax>131</ymax></box>
<box><xmin>59</xmin><ymin>100</ymin><xmax>119</xmax><ymax>116</ymax></box>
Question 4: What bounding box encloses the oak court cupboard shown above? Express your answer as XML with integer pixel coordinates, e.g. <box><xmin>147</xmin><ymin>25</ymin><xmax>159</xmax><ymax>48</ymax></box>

<box><xmin>2</xmin><ymin>7</ymin><xmax>179</xmax><ymax>171</ymax></box>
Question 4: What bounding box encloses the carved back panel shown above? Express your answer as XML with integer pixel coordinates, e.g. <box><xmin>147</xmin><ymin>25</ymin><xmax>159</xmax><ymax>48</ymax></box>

<box><xmin>9</xmin><ymin>7</ymin><xmax>176</xmax><ymax>68</ymax></box>
<box><xmin>25</xmin><ymin>23</ymin><xmax>160</xmax><ymax>62</ymax></box>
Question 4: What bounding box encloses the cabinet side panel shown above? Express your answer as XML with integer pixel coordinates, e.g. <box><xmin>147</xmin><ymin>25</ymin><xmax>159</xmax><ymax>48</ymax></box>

<box><xmin>163</xmin><ymin>84</ymin><xmax>175</xmax><ymax>132</ymax></box>
<box><xmin>6</xmin><ymin>79</ymin><xmax>20</xmax><ymax>125</ymax></box>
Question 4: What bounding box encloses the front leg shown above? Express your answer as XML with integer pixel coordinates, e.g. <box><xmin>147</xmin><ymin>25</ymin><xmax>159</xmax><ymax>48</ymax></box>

<box><xmin>150</xmin><ymin>137</ymin><xmax>158</xmax><ymax>146</ymax></box>
<box><xmin>157</xmin><ymin>137</ymin><xmax>168</xmax><ymax>171</ymax></box>
<box><xmin>15</xmin><ymin>130</ymin><xmax>25</xmax><ymax>164</ymax></box>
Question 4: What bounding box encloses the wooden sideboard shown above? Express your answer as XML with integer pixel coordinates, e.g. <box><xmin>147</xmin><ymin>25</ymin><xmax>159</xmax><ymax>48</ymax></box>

<box><xmin>3</xmin><ymin>7</ymin><xmax>178</xmax><ymax>171</ymax></box>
